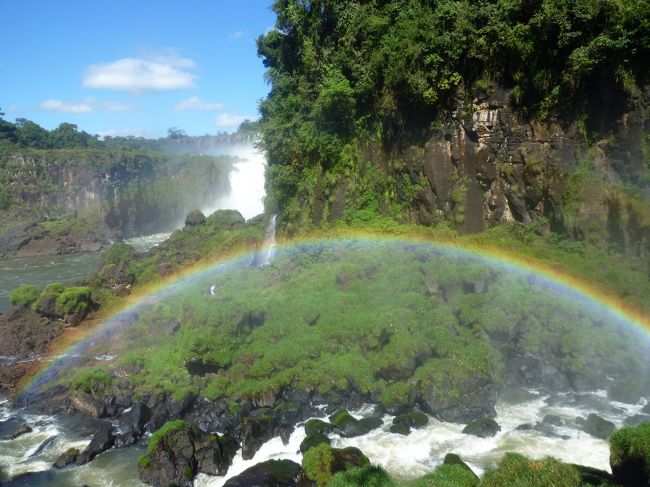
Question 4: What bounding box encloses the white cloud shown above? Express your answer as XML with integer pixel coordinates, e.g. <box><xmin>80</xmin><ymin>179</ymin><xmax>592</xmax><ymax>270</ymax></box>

<box><xmin>5</xmin><ymin>105</ymin><xmax>20</xmax><ymax>114</ymax></box>
<box><xmin>229</xmin><ymin>31</ymin><xmax>246</xmax><ymax>39</ymax></box>
<box><xmin>215</xmin><ymin>113</ymin><xmax>257</xmax><ymax>128</ymax></box>
<box><xmin>174</xmin><ymin>96</ymin><xmax>224</xmax><ymax>112</ymax></box>
<box><xmin>38</xmin><ymin>97</ymin><xmax>135</xmax><ymax>113</ymax></box>
<box><xmin>83</xmin><ymin>55</ymin><xmax>197</xmax><ymax>93</ymax></box>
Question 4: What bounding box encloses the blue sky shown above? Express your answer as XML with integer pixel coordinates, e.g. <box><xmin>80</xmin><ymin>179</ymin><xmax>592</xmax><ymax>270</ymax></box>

<box><xmin>0</xmin><ymin>0</ymin><xmax>276</xmax><ymax>137</ymax></box>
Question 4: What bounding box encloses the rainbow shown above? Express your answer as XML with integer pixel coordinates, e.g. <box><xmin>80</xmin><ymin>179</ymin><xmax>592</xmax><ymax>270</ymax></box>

<box><xmin>17</xmin><ymin>233</ymin><xmax>650</xmax><ymax>397</ymax></box>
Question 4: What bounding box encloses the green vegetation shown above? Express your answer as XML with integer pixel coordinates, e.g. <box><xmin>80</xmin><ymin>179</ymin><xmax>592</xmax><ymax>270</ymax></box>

<box><xmin>257</xmin><ymin>0</ymin><xmax>650</xmax><ymax>228</ymax></box>
<box><xmin>609</xmin><ymin>422</ymin><xmax>650</xmax><ymax>485</ymax></box>
<box><xmin>55</xmin><ymin>286</ymin><xmax>91</xmax><ymax>315</ymax></box>
<box><xmin>329</xmin><ymin>465</ymin><xmax>395</xmax><ymax>487</ymax></box>
<box><xmin>69</xmin><ymin>368</ymin><xmax>112</xmax><ymax>395</ymax></box>
<box><xmin>481</xmin><ymin>453</ymin><xmax>582</xmax><ymax>487</ymax></box>
<box><xmin>9</xmin><ymin>284</ymin><xmax>41</xmax><ymax>307</ymax></box>
<box><xmin>303</xmin><ymin>444</ymin><xmax>337</xmax><ymax>486</ymax></box>
<box><xmin>410</xmin><ymin>464</ymin><xmax>479</xmax><ymax>487</ymax></box>
<box><xmin>146</xmin><ymin>420</ymin><xmax>186</xmax><ymax>455</ymax></box>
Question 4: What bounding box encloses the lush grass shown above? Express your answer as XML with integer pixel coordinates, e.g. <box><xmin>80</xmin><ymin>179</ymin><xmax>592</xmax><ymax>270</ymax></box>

<box><xmin>69</xmin><ymin>368</ymin><xmax>112</xmax><ymax>395</ymax></box>
<box><xmin>410</xmin><ymin>464</ymin><xmax>479</xmax><ymax>487</ymax></box>
<box><xmin>329</xmin><ymin>465</ymin><xmax>396</xmax><ymax>487</ymax></box>
<box><xmin>480</xmin><ymin>453</ymin><xmax>582</xmax><ymax>487</ymax></box>
<box><xmin>146</xmin><ymin>419</ymin><xmax>186</xmax><ymax>455</ymax></box>
<box><xmin>610</xmin><ymin>422</ymin><xmax>650</xmax><ymax>485</ymax></box>
<box><xmin>9</xmin><ymin>284</ymin><xmax>41</xmax><ymax>307</ymax></box>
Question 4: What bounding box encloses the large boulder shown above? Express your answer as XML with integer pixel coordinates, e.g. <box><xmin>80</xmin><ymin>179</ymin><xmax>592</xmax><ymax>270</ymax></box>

<box><xmin>53</xmin><ymin>448</ymin><xmax>80</xmax><ymax>469</ymax></box>
<box><xmin>300</xmin><ymin>433</ymin><xmax>331</xmax><ymax>454</ymax></box>
<box><xmin>223</xmin><ymin>459</ymin><xmax>302</xmax><ymax>487</ymax></box>
<box><xmin>328</xmin><ymin>409</ymin><xmax>382</xmax><ymax>437</ymax></box>
<box><xmin>462</xmin><ymin>418</ymin><xmax>501</xmax><ymax>438</ymax></box>
<box><xmin>76</xmin><ymin>421</ymin><xmax>114</xmax><ymax>465</ymax></box>
<box><xmin>390</xmin><ymin>411</ymin><xmax>428</xmax><ymax>435</ymax></box>
<box><xmin>139</xmin><ymin>420</ymin><xmax>238</xmax><ymax>487</ymax></box>
<box><xmin>582</xmin><ymin>413</ymin><xmax>616</xmax><ymax>440</ymax></box>
<box><xmin>184</xmin><ymin>209</ymin><xmax>206</xmax><ymax>228</ymax></box>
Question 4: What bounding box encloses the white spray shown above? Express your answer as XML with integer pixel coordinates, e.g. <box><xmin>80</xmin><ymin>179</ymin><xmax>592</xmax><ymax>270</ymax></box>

<box><xmin>202</xmin><ymin>145</ymin><xmax>266</xmax><ymax>220</ymax></box>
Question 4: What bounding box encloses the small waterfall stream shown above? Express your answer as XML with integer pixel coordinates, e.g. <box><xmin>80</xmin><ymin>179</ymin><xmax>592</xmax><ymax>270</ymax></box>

<box><xmin>259</xmin><ymin>214</ymin><xmax>277</xmax><ymax>267</ymax></box>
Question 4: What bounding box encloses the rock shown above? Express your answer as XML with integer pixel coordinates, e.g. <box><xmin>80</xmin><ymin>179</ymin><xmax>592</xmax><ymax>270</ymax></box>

<box><xmin>624</xmin><ymin>414</ymin><xmax>650</xmax><ymax>427</ymax></box>
<box><xmin>304</xmin><ymin>419</ymin><xmax>333</xmax><ymax>436</ymax></box>
<box><xmin>139</xmin><ymin>421</ymin><xmax>238</xmax><ymax>487</ymax></box>
<box><xmin>70</xmin><ymin>390</ymin><xmax>107</xmax><ymax>418</ymax></box>
<box><xmin>581</xmin><ymin>413</ymin><xmax>615</xmax><ymax>439</ymax></box>
<box><xmin>6</xmin><ymin>423</ymin><xmax>32</xmax><ymax>440</ymax></box>
<box><xmin>462</xmin><ymin>418</ymin><xmax>501</xmax><ymax>438</ymax></box>
<box><xmin>29</xmin><ymin>435</ymin><xmax>57</xmax><ymax>457</ymax></box>
<box><xmin>541</xmin><ymin>414</ymin><xmax>564</xmax><ymax>426</ymax></box>
<box><xmin>443</xmin><ymin>453</ymin><xmax>479</xmax><ymax>480</ymax></box>
<box><xmin>608</xmin><ymin>380</ymin><xmax>643</xmax><ymax>405</ymax></box>
<box><xmin>76</xmin><ymin>421</ymin><xmax>114</xmax><ymax>465</ymax></box>
<box><xmin>53</xmin><ymin>448</ymin><xmax>80</xmax><ymax>469</ymax></box>
<box><xmin>498</xmin><ymin>387</ymin><xmax>539</xmax><ymax>404</ymax></box>
<box><xmin>184</xmin><ymin>210</ymin><xmax>206</xmax><ymax>228</ymax></box>
<box><xmin>300</xmin><ymin>433</ymin><xmax>331</xmax><ymax>454</ymax></box>
<box><xmin>301</xmin><ymin>444</ymin><xmax>370</xmax><ymax>485</ymax></box>
<box><xmin>515</xmin><ymin>423</ymin><xmax>534</xmax><ymax>431</ymax></box>
<box><xmin>328</xmin><ymin>409</ymin><xmax>381</xmax><ymax>438</ymax></box>
<box><xmin>223</xmin><ymin>459</ymin><xmax>302</xmax><ymax>487</ymax></box>
<box><xmin>389</xmin><ymin>422</ymin><xmax>411</xmax><ymax>435</ymax></box>
<box><xmin>241</xmin><ymin>411</ymin><xmax>274</xmax><ymax>460</ymax></box>
<box><xmin>393</xmin><ymin>412</ymin><xmax>428</xmax><ymax>429</ymax></box>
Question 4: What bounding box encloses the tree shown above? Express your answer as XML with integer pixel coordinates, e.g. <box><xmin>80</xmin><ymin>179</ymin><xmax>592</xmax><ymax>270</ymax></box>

<box><xmin>15</xmin><ymin>118</ymin><xmax>49</xmax><ymax>148</ymax></box>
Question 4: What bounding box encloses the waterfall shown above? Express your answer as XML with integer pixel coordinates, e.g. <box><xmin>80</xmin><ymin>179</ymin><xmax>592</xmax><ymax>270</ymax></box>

<box><xmin>259</xmin><ymin>214</ymin><xmax>277</xmax><ymax>267</ymax></box>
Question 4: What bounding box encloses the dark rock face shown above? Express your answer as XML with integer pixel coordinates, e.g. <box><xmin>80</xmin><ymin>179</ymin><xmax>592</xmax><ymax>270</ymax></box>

<box><xmin>0</xmin><ymin>308</ymin><xmax>62</xmax><ymax>394</ymax></box>
<box><xmin>76</xmin><ymin>421</ymin><xmax>114</xmax><ymax>465</ymax></box>
<box><xmin>139</xmin><ymin>422</ymin><xmax>238</xmax><ymax>487</ymax></box>
<box><xmin>300</xmin><ymin>433</ymin><xmax>331</xmax><ymax>454</ymax></box>
<box><xmin>623</xmin><ymin>415</ymin><xmax>650</xmax><ymax>427</ymax></box>
<box><xmin>6</xmin><ymin>423</ymin><xmax>32</xmax><ymax>440</ymax></box>
<box><xmin>328</xmin><ymin>409</ymin><xmax>382</xmax><ymax>437</ymax></box>
<box><xmin>462</xmin><ymin>418</ymin><xmax>501</xmax><ymax>438</ymax></box>
<box><xmin>443</xmin><ymin>453</ymin><xmax>479</xmax><ymax>481</ymax></box>
<box><xmin>223</xmin><ymin>459</ymin><xmax>302</xmax><ymax>487</ymax></box>
<box><xmin>420</xmin><ymin>375</ymin><xmax>498</xmax><ymax>423</ymax></box>
<box><xmin>581</xmin><ymin>413</ymin><xmax>615</xmax><ymax>439</ymax></box>
<box><xmin>53</xmin><ymin>448</ymin><xmax>80</xmax><ymax>469</ymax></box>
<box><xmin>304</xmin><ymin>419</ymin><xmax>334</xmax><ymax>437</ymax></box>
<box><xmin>570</xmin><ymin>464</ymin><xmax>614</xmax><ymax>486</ymax></box>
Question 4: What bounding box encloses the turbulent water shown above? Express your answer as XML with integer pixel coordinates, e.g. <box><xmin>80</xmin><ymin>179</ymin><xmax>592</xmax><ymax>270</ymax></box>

<box><xmin>0</xmin><ymin>397</ymin><xmax>145</xmax><ymax>486</ymax></box>
<box><xmin>195</xmin><ymin>391</ymin><xmax>648</xmax><ymax>485</ymax></box>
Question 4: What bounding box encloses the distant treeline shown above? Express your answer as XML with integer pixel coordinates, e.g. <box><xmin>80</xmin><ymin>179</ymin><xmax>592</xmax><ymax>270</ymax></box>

<box><xmin>0</xmin><ymin>109</ymin><xmax>258</xmax><ymax>152</ymax></box>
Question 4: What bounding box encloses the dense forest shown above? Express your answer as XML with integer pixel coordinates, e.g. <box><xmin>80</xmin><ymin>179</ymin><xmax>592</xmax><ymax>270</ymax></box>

<box><xmin>256</xmin><ymin>0</ymin><xmax>650</xmax><ymax>260</ymax></box>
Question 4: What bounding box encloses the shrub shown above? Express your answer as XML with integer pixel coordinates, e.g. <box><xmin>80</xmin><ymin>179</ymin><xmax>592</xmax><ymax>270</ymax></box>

<box><xmin>101</xmin><ymin>242</ymin><xmax>136</xmax><ymax>267</ymax></box>
<box><xmin>9</xmin><ymin>284</ymin><xmax>41</xmax><ymax>307</ymax></box>
<box><xmin>481</xmin><ymin>453</ymin><xmax>581</xmax><ymax>487</ymax></box>
<box><xmin>69</xmin><ymin>368</ymin><xmax>112</xmax><ymax>395</ymax></box>
<box><xmin>41</xmin><ymin>282</ymin><xmax>65</xmax><ymax>297</ymax></box>
<box><xmin>302</xmin><ymin>443</ymin><xmax>336</xmax><ymax>487</ymax></box>
<box><xmin>55</xmin><ymin>286</ymin><xmax>91</xmax><ymax>315</ymax></box>
<box><xmin>610</xmin><ymin>423</ymin><xmax>650</xmax><ymax>486</ymax></box>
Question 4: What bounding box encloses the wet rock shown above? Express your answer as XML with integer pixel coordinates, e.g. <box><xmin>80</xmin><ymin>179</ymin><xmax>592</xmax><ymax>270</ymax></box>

<box><xmin>462</xmin><ymin>418</ymin><xmax>501</xmax><ymax>438</ymax></box>
<box><xmin>6</xmin><ymin>423</ymin><xmax>32</xmax><ymax>440</ymax></box>
<box><xmin>299</xmin><ymin>433</ymin><xmax>331</xmax><ymax>454</ymax></box>
<box><xmin>581</xmin><ymin>413</ymin><xmax>615</xmax><ymax>439</ymax></box>
<box><xmin>498</xmin><ymin>387</ymin><xmax>539</xmax><ymax>404</ymax></box>
<box><xmin>393</xmin><ymin>412</ymin><xmax>428</xmax><ymax>429</ymax></box>
<box><xmin>444</xmin><ymin>453</ymin><xmax>479</xmax><ymax>481</ymax></box>
<box><xmin>301</xmin><ymin>445</ymin><xmax>370</xmax><ymax>484</ymax></box>
<box><xmin>223</xmin><ymin>459</ymin><xmax>302</xmax><ymax>487</ymax></box>
<box><xmin>304</xmin><ymin>418</ymin><xmax>334</xmax><ymax>436</ymax></box>
<box><xmin>389</xmin><ymin>422</ymin><xmax>411</xmax><ymax>435</ymax></box>
<box><xmin>70</xmin><ymin>390</ymin><xmax>106</xmax><ymax>418</ymax></box>
<box><xmin>542</xmin><ymin>414</ymin><xmax>564</xmax><ymax>426</ymax></box>
<box><xmin>515</xmin><ymin>423</ymin><xmax>534</xmax><ymax>430</ymax></box>
<box><xmin>139</xmin><ymin>421</ymin><xmax>238</xmax><ymax>487</ymax></box>
<box><xmin>53</xmin><ymin>448</ymin><xmax>80</xmax><ymax>469</ymax></box>
<box><xmin>608</xmin><ymin>380</ymin><xmax>643</xmax><ymax>405</ymax></box>
<box><xmin>328</xmin><ymin>409</ymin><xmax>381</xmax><ymax>437</ymax></box>
<box><xmin>29</xmin><ymin>435</ymin><xmax>57</xmax><ymax>457</ymax></box>
<box><xmin>241</xmin><ymin>410</ymin><xmax>274</xmax><ymax>460</ymax></box>
<box><xmin>76</xmin><ymin>421</ymin><xmax>114</xmax><ymax>465</ymax></box>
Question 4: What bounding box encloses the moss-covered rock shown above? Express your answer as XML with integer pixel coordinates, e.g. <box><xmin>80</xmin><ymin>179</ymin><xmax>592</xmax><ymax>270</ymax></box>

<box><xmin>392</xmin><ymin>412</ymin><xmax>428</xmax><ymax>434</ymax></box>
<box><xmin>329</xmin><ymin>465</ymin><xmax>396</xmax><ymax>487</ymax></box>
<box><xmin>329</xmin><ymin>409</ymin><xmax>381</xmax><ymax>437</ymax></box>
<box><xmin>300</xmin><ymin>433</ymin><xmax>331</xmax><ymax>454</ymax></box>
<box><xmin>302</xmin><ymin>444</ymin><xmax>370</xmax><ymax>487</ymax></box>
<box><xmin>55</xmin><ymin>286</ymin><xmax>92</xmax><ymax>325</ymax></box>
<box><xmin>610</xmin><ymin>423</ymin><xmax>650</xmax><ymax>487</ymax></box>
<box><xmin>139</xmin><ymin>420</ymin><xmax>237</xmax><ymax>487</ymax></box>
<box><xmin>462</xmin><ymin>418</ymin><xmax>501</xmax><ymax>438</ymax></box>
<box><xmin>305</xmin><ymin>418</ymin><xmax>334</xmax><ymax>436</ymax></box>
<box><xmin>9</xmin><ymin>285</ymin><xmax>41</xmax><ymax>308</ymax></box>
<box><xmin>185</xmin><ymin>209</ymin><xmax>206</xmax><ymax>227</ymax></box>
<box><xmin>443</xmin><ymin>453</ymin><xmax>479</xmax><ymax>481</ymax></box>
